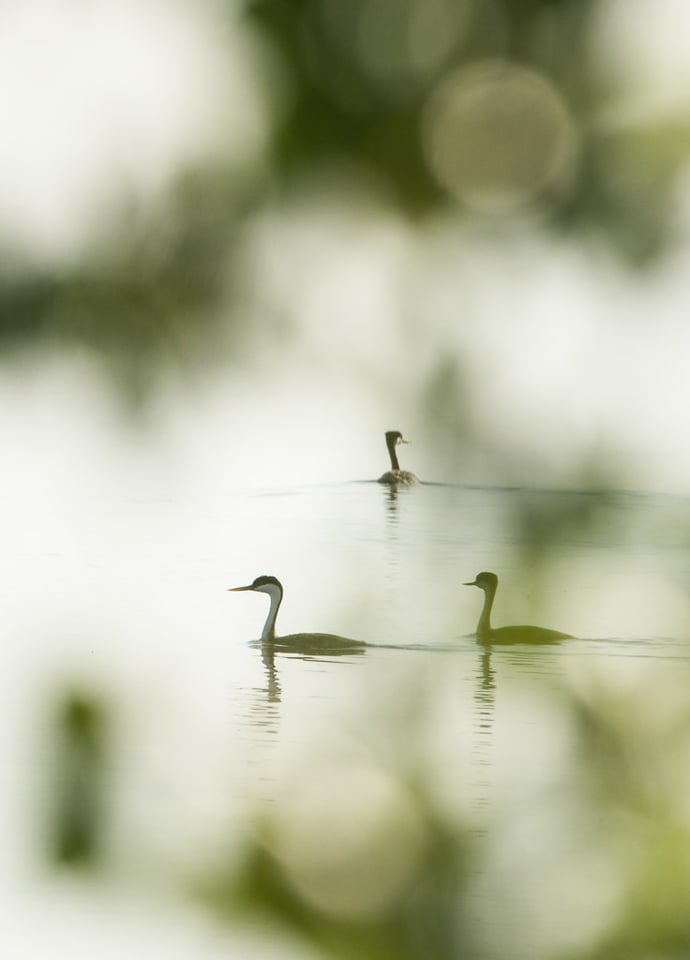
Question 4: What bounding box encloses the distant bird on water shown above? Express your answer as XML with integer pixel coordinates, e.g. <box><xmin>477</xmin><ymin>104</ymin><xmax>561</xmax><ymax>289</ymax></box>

<box><xmin>228</xmin><ymin>575</ymin><xmax>365</xmax><ymax>652</ymax></box>
<box><xmin>464</xmin><ymin>571</ymin><xmax>572</xmax><ymax>644</ymax></box>
<box><xmin>378</xmin><ymin>430</ymin><xmax>419</xmax><ymax>485</ymax></box>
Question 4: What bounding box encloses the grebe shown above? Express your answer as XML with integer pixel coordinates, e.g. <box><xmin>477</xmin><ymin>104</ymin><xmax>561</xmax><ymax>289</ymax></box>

<box><xmin>378</xmin><ymin>430</ymin><xmax>419</xmax><ymax>485</ymax></box>
<box><xmin>228</xmin><ymin>575</ymin><xmax>365</xmax><ymax>651</ymax></box>
<box><xmin>464</xmin><ymin>571</ymin><xmax>572</xmax><ymax>644</ymax></box>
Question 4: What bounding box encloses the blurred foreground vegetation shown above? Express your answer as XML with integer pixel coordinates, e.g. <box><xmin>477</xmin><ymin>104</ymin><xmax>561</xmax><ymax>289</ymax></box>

<box><xmin>3</xmin><ymin>0</ymin><xmax>690</xmax><ymax>399</ymax></box>
<box><xmin>45</xmin><ymin>659</ymin><xmax>690</xmax><ymax>960</ymax></box>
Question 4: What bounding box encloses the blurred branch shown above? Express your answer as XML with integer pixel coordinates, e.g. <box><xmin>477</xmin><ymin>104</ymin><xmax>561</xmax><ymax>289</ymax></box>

<box><xmin>0</xmin><ymin>172</ymin><xmax>253</xmax><ymax>403</ymax></box>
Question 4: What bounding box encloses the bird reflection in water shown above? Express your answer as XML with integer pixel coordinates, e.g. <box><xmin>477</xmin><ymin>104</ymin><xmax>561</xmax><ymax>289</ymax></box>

<box><xmin>259</xmin><ymin>642</ymin><xmax>282</xmax><ymax>704</ymax></box>
<box><xmin>475</xmin><ymin>645</ymin><xmax>496</xmax><ymax>719</ymax></box>
<box><xmin>245</xmin><ymin>631</ymin><xmax>365</xmax><ymax>758</ymax></box>
<box><xmin>471</xmin><ymin>644</ymin><xmax>496</xmax><ymax>820</ymax></box>
<box><xmin>230</xmin><ymin>573</ymin><xmax>366</xmax><ymax>740</ymax></box>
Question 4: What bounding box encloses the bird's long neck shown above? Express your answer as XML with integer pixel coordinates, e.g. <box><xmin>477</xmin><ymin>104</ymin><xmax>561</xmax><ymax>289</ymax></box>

<box><xmin>386</xmin><ymin>435</ymin><xmax>400</xmax><ymax>471</ymax></box>
<box><xmin>476</xmin><ymin>583</ymin><xmax>496</xmax><ymax>640</ymax></box>
<box><xmin>260</xmin><ymin>585</ymin><xmax>283</xmax><ymax>642</ymax></box>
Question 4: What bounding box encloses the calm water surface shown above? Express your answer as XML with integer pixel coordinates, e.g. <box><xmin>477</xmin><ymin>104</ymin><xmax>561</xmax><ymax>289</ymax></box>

<box><xmin>219</xmin><ymin>480</ymin><xmax>690</xmax><ymax>796</ymax></box>
<box><xmin>210</xmin><ymin>480</ymin><xmax>690</xmax><ymax>955</ymax></box>
<box><xmin>11</xmin><ymin>477</ymin><xmax>690</xmax><ymax>958</ymax></box>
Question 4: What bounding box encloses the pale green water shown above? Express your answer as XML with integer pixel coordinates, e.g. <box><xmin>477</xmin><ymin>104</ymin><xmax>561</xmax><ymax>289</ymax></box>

<box><xmin>221</xmin><ymin>479</ymin><xmax>690</xmax><ymax>765</ymax></box>
<box><xmin>214</xmin><ymin>480</ymin><xmax>690</xmax><ymax>957</ymax></box>
<box><xmin>7</xmin><ymin>475</ymin><xmax>690</xmax><ymax>959</ymax></box>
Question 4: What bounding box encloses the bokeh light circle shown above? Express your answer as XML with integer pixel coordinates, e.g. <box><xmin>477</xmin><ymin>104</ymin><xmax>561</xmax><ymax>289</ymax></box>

<box><xmin>422</xmin><ymin>60</ymin><xmax>577</xmax><ymax>212</ymax></box>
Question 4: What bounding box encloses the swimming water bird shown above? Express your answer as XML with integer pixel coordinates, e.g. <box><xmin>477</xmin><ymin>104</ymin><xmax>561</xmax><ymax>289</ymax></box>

<box><xmin>378</xmin><ymin>430</ymin><xmax>419</xmax><ymax>485</ymax></box>
<box><xmin>228</xmin><ymin>575</ymin><xmax>365</xmax><ymax>652</ymax></box>
<box><xmin>464</xmin><ymin>571</ymin><xmax>572</xmax><ymax>644</ymax></box>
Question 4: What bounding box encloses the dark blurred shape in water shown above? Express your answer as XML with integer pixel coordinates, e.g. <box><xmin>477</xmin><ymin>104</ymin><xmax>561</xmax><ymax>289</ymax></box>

<box><xmin>47</xmin><ymin>690</ymin><xmax>110</xmax><ymax>870</ymax></box>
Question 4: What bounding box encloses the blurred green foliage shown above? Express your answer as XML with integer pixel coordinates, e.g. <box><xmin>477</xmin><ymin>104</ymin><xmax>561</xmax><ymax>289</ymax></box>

<box><xmin>0</xmin><ymin>173</ymin><xmax>251</xmax><ymax>405</ymax></box>
<box><xmin>203</xmin><ymin>815</ymin><xmax>469</xmax><ymax>960</ymax></box>
<box><xmin>202</xmin><ymin>670</ymin><xmax>690</xmax><ymax>960</ymax></box>
<box><xmin>42</xmin><ymin>664</ymin><xmax>690</xmax><ymax>960</ymax></box>
<box><xmin>3</xmin><ymin>0</ymin><xmax>690</xmax><ymax>392</ymax></box>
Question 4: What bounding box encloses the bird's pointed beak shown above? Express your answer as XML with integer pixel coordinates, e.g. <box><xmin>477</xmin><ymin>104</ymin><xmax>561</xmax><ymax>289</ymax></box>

<box><xmin>400</xmin><ymin>437</ymin><xmax>410</xmax><ymax>444</ymax></box>
<box><xmin>464</xmin><ymin>579</ymin><xmax>479</xmax><ymax>587</ymax></box>
<box><xmin>228</xmin><ymin>584</ymin><xmax>253</xmax><ymax>592</ymax></box>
